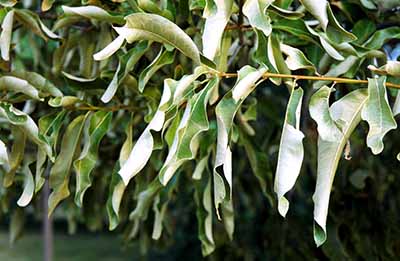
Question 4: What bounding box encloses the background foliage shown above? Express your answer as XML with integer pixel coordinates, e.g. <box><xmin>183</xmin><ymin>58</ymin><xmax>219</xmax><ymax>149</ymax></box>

<box><xmin>0</xmin><ymin>0</ymin><xmax>400</xmax><ymax>259</ymax></box>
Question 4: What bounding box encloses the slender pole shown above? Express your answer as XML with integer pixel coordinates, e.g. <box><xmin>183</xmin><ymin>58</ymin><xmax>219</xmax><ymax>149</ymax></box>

<box><xmin>43</xmin><ymin>171</ymin><xmax>53</xmax><ymax>261</ymax></box>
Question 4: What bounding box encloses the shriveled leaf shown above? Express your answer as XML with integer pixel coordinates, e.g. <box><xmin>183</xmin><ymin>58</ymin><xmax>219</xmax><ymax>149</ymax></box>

<box><xmin>0</xmin><ymin>76</ymin><xmax>42</xmax><ymax>100</ymax></box>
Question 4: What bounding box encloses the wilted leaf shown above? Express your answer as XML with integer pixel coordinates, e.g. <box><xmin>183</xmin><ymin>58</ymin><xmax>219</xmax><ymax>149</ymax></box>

<box><xmin>0</xmin><ymin>10</ymin><xmax>14</xmax><ymax>61</ymax></box>
<box><xmin>361</xmin><ymin>76</ymin><xmax>397</xmax><ymax>155</ymax></box>
<box><xmin>74</xmin><ymin>111</ymin><xmax>112</xmax><ymax>206</ymax></box>
<box><xmin>274</xmin><ymin>86</ymin><xmax>304</xmax><ymax>217</ymax></box>
<box><xmin>48</xmin><ymin>113</ymin><xmax>90</xmax><ymax>215</ymax></box>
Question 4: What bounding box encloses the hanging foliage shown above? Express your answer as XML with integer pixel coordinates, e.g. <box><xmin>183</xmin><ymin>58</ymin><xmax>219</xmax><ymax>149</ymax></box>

<box><xmin>0</xmin><ymin>0</ymin><xmax>400</xmax><ymax>258</ymax></box>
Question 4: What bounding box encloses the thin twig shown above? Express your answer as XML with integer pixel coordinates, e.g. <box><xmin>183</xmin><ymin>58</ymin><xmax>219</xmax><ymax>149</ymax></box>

<box><xmin>219</xmin><ymin>72</ymin><xmax>400</xmax><ymax>89</ymax></box>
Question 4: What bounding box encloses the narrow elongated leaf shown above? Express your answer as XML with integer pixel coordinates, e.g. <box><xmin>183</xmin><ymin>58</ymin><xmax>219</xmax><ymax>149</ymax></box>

<box><xmin>0</xmin><ymin>10</ymin><xmax>14</xmax><ymax>61</ymax></box>
<box><xmin>101</xmin><ymin>41</ymin><xmax>150</xmax><ymax>103</ymax></box>
<box><xmin>361</xmin><ymin>77</ymin><xmax>397</xmax><ymax>155</ymax></box>
<box><xmin>202</xmin><ymin>0</ymin><xmax>233</xmax><ymax>60</ymax></box>
<box><xmin>310</xmin><ymin>88</ymin><xmax>368</xmax><ymax>247</ymax></box>
<box><xmin>114</xmin><ymin>13</ymin><xmax>201</xmax><ymax>64</ymax></box>
<box><xmin>274</xmin><ymin>87</ymin><xmax>304</xmax><ymax>217</ymax></box>
<box><xmin>62</xmin><ymin>5</ymin><xmax>125</xmax><ymax>24</ymax></box>
<box><xmin>393</xmin><ymin>92</ymin><xmax>400</xmax><ymax>116</ymax></box>
<box><xmin>300</xmin><ymin>0</ymin><xmax>328</xmax><ymax>30</ymax></box>
<box><xmin>0</xmin><ymin>76</ymin><xmax>42</xmax><ymax>100</ymax></box>
<box><xmin>9</xmin><ymin>71</ymin><xmax>63</xmax><ymax>97</ymax></box>
<box><xmin>243</xmin><ymin>0</ymin><xmax>273</xmax><ymax>37</ymax></box>
<box><xmin>48</xmin><ymin>113</ymin><xmax>89</xmax><ymax>215</ymax></box>
<box><xmin>194</xmin><ymin>171</ymin><xmax>215</xmax><ymax>256</ymax></box>
<box><xmin>107</xmin><ymin>117</ymin><xmax>134</xmax><ymax>230</ymax></box>
<box><xmin>93</xmin><ymin>36</ymin><xmax>125</xmax><ymax>61</ymax></box>
<box><xmin>280</xmin><ymin>43</ymin><xmax>317</xmax><ymax>73</ymax></box>
<box><xmin>214</xmin><ymin>65</ymin><xmax>267</xmax><ymax>215</ymax></box>
<box><xmin>3</xmin><ymin>128</ymin><xmax>25</xmax><ymax>187</ymax></box>
<box><xmin>0</xmin><ymin>139</ymin><xmax>9</xmax><ymax>166</ymax></box>
<box><xmin>14</xmin><ymin>9</ymin><xmax>60</xmax><ymax>40</ymax></box>
<box><xmin>159</xmin><ymin>78</ymin><xmax>218</xmax><ymax>185</ymax></box>
<box><xmin>74</xmin><ymin>111</ymin><xmax>112</xmax><ymax>206</ymax></box>
<box><xmin>0</xmin><ymin>103</ymin><xmax>53</xmax><ymax>160</ymax></box>
<box><xmin>138</xmin><ymin>48</ymin><xmax>175</xmax><ymax>92</ymax></box>
<box><xmin>118</xmin><ymin>79</ymin><xmax>174</xmax><ymax>185</ymax></box>
<box><xmin>17</xmin><ymin>161</ymin><xmax>34</xmax><ymax>207</ymax></box>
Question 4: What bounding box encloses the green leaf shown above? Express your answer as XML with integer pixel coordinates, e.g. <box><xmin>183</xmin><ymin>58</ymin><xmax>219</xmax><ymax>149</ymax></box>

<box><xmin>202</xmin><ymin>0</ymin><xmax>233</xmax><ymax>60</ymax></box>
<box><xmin>74</xmin><ymin>111</ymin><xmax>112</xmax><ymax>206</ymax></box>
<box><xmin>361</xmin><ymin>77</ymin><xmax>397</xmax><ymax>155</ymax></box>
<box><xmin>61</xmin><ymin>5</ymin><xmax>125</xmax><ymax>24</ymax></box>
<box><xmin>118</xmin><ymin>79</ymin><xmax>175</xmax><ymax>185</ymax></box>
<box><xmin>9</xmin><ymin>208</ymin><xmax>24</xmax><ymax>244</ymax></box>
<box><xmin>159</xmin><ymin>78</ymin><xmax>218</xmax><ymax>185</ymax></box>
<box><xmin>113</xmin><ymin>13</ymin><xmax>201</xmax><ymax>64</ymax></box>
<box><xmin>3</xmin><ymin>128</ymin><xmax>25</xmax><ymax>187</ymax></box>
<box><xmin>107</xmin><ymin>117</ymin><xmax>134</xmax><ymax>230</ymax></box>
<box><xmin>274</xmin><ymin>86</ymin><xmax>304</xmax><ymax>217</ymax></box>
<box><xmin>101</xmin><ymin>41</ymin><xmax>150</xmax><ymax>103</ymax></box>
<box><xmin>9</xmin><ymin>71</ymin><xmax>63</xmax><ymax>97</ymax></box>
<box><xmin>280</xmin><ymin>43</ymin><xmax>317</xmax><ymax>74</ymax></box>
<box><xmin>309</xmin><ymin>88</ymin><xmax>368</xmax><ymax>247</ymax></box>
<box><xmin>214</xmin><ymin>65</ymin><xmax>266</xmax><ymax>215</ymax></box>
<box><xmin>0</xmin><ymin>139</ymin><xmax>9</xmax><ymax>166</ymax></box>
<box><xmin>48</xmin><ymin>113</ymin><xmax>90</xmax><ymax>216</ymax></box>
<box><xmin>243</xmin><ymin>0</ymin><xmax>273</xmax><ymax>37</ymax></box>
<box><xmin>0</xmin><ymin>103</ymin><xmax>53</xmax><ymax>160</ymax></box>
<box><xmin>368</xmin><ymin>61</ymin><xmax>400</xmax><ymax>77</ymax></box>
<box><xmin>14</xmin><ymin>9</ymin><xmax>60</xmax><ymax>40</ymax></box>
<box><xmin>138</xmin><ymin>48</ymin><xmax>175</xmax><ymax>92</ymax></box>
<box><xmin>0</xmin><ymin>10</ymin><xmax>14</xmax><ymax>61</ymax></box>
<box><xmin>299</xmin><ymin>0</ymin><xmax>328</xmax><ymax>30</ymax></box>
<box><xmin>194</xmin><ymin>171</ymin><xmax>215</xmax><ymax>256</ymax></box>
<box><xmin>393</xmin><ymin>92</ymin><xmax>400</xmax><ymax>117</ymax></box>
<box><xmin>0</xmin><ymin>76</ymin><xmax>43</xmax><ymax>100</ymax></box>
<box><xmin>17</xmin><ymin>161</ymin><xmax>35</xmax><ymax>207</ymax></box>
<box><xmin>42</xmin><ymin>0</ymin><xmax>55</xmax><ymax>11</ymax></box>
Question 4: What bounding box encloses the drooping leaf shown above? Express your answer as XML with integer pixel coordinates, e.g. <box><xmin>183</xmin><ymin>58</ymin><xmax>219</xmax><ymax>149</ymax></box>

<box><xmin>0</xmin><ymin>103</ymin><xmax>53</xmax><ymax>160</ymax></box>
<box><xmin>61</xmin><ymin>5</ymin><xmax>125</xmax><ymax>24</ymax></box>
<box><xmin>243</xmin><ymin>0</ymin><xmax>274</xmax><ymax>37</ymax></box>
<box><xmin>101</xmin><ymin>41</ymin><xmax>150</xmax><ymax>103</ymax></box>
<box><xmin>280</xmin><ymin>43</ymin><xmax>317</xmax><ymax>74</ymax></box>
<box><xmin>48</xmin><ymin>113</ymin><xmax>90</xmax><ymax>216</ymax></box>
<box><xmin>202</xmin><ymin>0</ymin><xmax>233</xmax><ymax>60</ymax></box>
<box><xmin>17</xmin><ymin>161</ymin><xmax>35</xmax><ymax>207</ymax></box>
<box><xmin>113</xmin><ymin>13</ymin><xmax>201</xmax><ymax>64</ymax></box>
<box><xmin>0</xmin><ymin>76</ymin><xmax>43</xmax><ymax>100</ymax></box>
<box><xmin>159</xmin><ymin>78</ymin><xmax>218</xmax><ymax>185</ymax></box>
<box><xmin>361</xmin><ymin>76</ymin><xmax>397</xmax><ymax>155</ymax></box>
<box><xmin>74</xmin><ymin>111</ymin><xmax>112</xmax><ymax>206</ymax></box>
<box><xmin>274</xmin><ymin>86</ymin><xmax>304</xmax><ymax>217</ymax></box>
<box><xmin>310</xmin><ymin>88</ymin><xmax>368</xmax><ymax>247</ymax></box>
<box><xmin>194</xmin><ymin>170</ymin><xmax>215</xmax><ymax>256</ymax></box>
<box><xmin>0</xmin><ymin>10</ymin><xmax>14</xmax><ymax>61</ymax></box>
<box><xmin>107</xmin><ymin>116</ymin><xmax>134</xmax><ymax>230</ymax></box>
<box><xmin>138</xmin><ymin>48</ymin><xmax>175</xmax><ymax>92</ymax></box>
<box><xmin>3</xmin><ymin>128</ymin><xmax>25</xmax><ymax>187</ymax></box>
<box><xmin>14</xmin><ymin>9</ymin><xmax>60</xmax><ymax>40</ymax></box>
<box><xmin>214</xmin><ymin>65</ymin><xmax>267</xmax><ymax>215</ymax></box>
